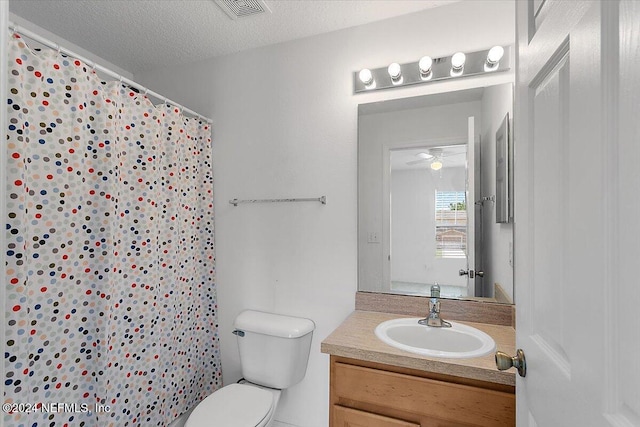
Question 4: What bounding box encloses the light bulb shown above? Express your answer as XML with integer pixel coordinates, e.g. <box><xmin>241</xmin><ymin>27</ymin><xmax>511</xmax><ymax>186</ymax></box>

<box><xmin>418</xmin><ymin>56</ymin><xmax>433</xmax><ymax>80</ymax></box>
<box><xmin>359</xmin><ymin>68</ymin><xmax>374</xmax><ymax>86</ymax></box>
<box><xmin>485</xmin><ymin>45</ymin><xmax>505</xmax><ymax>72</ymax></box>
<box><xmin>487</xmin><ymin>46</ymin><xmax>504</xmax><ymax>65</ymax></box>
<box><xmin>450</xmin><ymin>52</ymin><xmax>465</xmax><ymax>77</ymax></box>
<box><xmin>430</xmin><ymin>160</ymin><xmax>443</xmax><ymax>171</ymax></box>
<box><xmin>387</xmin><ymin>63</ymin><xmax>402</xmax><ymax>83</ymax></box>
<box><xmin>451</xmin><ymin>52</ymin><xmax>466</xmax><ymax>70</ymax></box>
<box><xmin>419</xmin><ymin>56</ymin><xmax>432</xmax><ymax>74</ymax></box>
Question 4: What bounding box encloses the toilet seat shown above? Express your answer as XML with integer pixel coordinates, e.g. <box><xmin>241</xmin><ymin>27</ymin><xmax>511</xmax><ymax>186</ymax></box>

<box><xmin>185</xmin><ymin>383</ymin><xmax>274</xmax><ymax>427</ymax></box>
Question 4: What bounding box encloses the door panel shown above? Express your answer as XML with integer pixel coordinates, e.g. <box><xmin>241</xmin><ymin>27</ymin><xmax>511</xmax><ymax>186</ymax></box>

<box><xmin>531</xmin><ymin>53</ymin><xmax>570</xmax><ymax>376</ymax></box>
<box><xmin>515</xmin><ymin>0</ymin><xmax>639</xmax><ymax>425</ymax></box>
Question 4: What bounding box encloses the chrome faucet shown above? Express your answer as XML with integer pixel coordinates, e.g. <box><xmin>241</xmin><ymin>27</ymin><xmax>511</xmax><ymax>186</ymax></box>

<box><xmin>418</xmin><ymin>283</ymin><xmax>452</xmax><ymax>328</ymax></box>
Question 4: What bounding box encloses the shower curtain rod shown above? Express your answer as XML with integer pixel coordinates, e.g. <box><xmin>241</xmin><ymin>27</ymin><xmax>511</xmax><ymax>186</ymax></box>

<box><xmin>8</xmin><ymin>22</ymin><xmax>213</xmax><ymax>124</ymax></box>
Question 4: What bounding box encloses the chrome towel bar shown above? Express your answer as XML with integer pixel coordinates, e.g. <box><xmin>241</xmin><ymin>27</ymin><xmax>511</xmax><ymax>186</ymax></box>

<box><xmin>229</xmin><ymin>196</ymin><xmax>326</xmax><ymax>207</ymax></box>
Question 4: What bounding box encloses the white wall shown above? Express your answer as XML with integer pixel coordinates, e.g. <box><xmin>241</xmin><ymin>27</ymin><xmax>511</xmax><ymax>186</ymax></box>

<box><xmin>391</xmin><ymin>167</ymin><xmax>467</xmax><ymax>288</ymax></box>
<box><xmin>480</xmin><ymin>84</ymin><xmax>514</xmax><ymax>301</ymax></box>
<box><xmin>136</xmin><ymin>2</ymin><xmax>515</xmax><ymax>426</ymax></box>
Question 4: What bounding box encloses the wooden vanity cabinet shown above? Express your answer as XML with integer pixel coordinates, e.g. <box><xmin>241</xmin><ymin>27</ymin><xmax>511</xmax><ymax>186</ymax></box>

<box><xmin>329</xmin><ymin>356</ymin><xmax>515</xmax><ymax>427</ymax></box>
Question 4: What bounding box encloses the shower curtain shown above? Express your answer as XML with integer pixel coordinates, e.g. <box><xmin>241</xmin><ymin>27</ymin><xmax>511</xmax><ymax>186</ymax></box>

<box><xmin>4</xmin><ymin>33</ymin><xmax>221</xmax><ymax>426</ymax></box>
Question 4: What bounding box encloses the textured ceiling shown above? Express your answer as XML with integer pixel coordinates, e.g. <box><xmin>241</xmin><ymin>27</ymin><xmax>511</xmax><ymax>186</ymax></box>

<box><xmin>9</xmin><ymin>0</ymin><xmax>460</xmax><ymax>74</ymax></box>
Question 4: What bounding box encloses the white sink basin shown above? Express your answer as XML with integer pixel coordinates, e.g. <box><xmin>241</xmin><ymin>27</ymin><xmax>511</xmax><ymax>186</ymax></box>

<box><xmin>374</xmin><ymin>318</ymin><xmax>496</xmax><ymax>359</ymax></box>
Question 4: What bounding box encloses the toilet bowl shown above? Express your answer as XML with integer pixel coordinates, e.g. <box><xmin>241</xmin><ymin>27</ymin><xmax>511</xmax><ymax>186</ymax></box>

<box><xmin>184</xmin><ymin>310</ymin><xmax>314</xmax><ymax>427</ymax></box>
<box><xmin>185</xmin><ymin>382</ymin><xmax>281</xmax><ymax>427</ymax></box>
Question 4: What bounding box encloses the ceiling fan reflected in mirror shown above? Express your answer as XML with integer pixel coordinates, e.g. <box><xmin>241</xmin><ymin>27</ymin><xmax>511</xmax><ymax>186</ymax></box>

<box><xmin>405</xmin><ymin>148</ymin><xmax>455</xmax><ymax>170</ymax></box>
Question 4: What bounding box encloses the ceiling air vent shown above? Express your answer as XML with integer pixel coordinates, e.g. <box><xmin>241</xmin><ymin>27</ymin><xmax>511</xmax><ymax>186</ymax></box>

<box><xmin>215</xmin><ymin>0</ymin><xmax>271</xmax><ymax>20</ymax></box>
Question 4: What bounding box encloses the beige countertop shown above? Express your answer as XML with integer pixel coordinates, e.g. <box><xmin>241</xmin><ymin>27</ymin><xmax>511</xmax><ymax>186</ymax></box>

<box><xmin>321</xmin><ymin>310</ymin><xmax>516</xmax><ymax>386</ymax></box>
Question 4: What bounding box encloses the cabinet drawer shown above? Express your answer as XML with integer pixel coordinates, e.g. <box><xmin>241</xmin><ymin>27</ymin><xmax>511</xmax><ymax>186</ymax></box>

<box><xmin>333</xmin><ymin>362</ymin><xmax>514</xmax><ymax>427</ymax></box>
<box><xmin>333</xmin><ymin>405</ymin><xmax>420</xmax><ymax>427</ymax></box>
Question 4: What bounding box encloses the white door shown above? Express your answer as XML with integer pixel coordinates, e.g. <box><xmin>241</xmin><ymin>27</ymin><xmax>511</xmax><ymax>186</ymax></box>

<box><xmin>515</xmin><ymin>0</ymin><xmax>640</xmax><ymax>426</ymax></box>
<box><xmin>465</xmin><ymin>116</ymin><xmax>476</xmax><ymax>297</ymax></box>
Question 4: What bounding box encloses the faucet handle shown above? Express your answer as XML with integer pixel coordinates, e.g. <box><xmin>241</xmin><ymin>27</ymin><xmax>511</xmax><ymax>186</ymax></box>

<box><xmin>430</xmin><ymin>283</ymin><xmax>440</xmax><ymax>298</ymax></box>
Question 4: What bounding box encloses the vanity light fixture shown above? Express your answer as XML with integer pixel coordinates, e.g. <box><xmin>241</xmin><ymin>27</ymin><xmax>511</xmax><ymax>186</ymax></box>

<box><xmin>353</xmin><ymin>46</ymin><xmax>510</xmax><ymax>93</ymax></box>
<box><xmin>485</xmin><ymin>45</ymin><xmax>505</xmax><ymax>71</ymax></box>
<box><xmin>418</xmin><ymin>56</ymin><xmax>433</xmax><ymax>80</ymax></box>
<box><xmin>450</xmin><ymin>52</ymin><xmax>466</xmax><ymax>76</ymax></box>
<box><xmin>387</xmin><ymin>62</ymin><xmax>403</xmax><ymax>84</ymax></box>
<box><xmin>358</xmin><ymin>68</ymin><xmax>375</xmax><ymax>89</ymax></box>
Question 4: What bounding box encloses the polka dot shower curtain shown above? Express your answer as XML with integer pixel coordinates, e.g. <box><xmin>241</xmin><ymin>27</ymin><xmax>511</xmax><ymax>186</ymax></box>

<box><xmin>4</xmin><ymin>34</ymin><xmax>221</xmax><ymax>426</ymax></box>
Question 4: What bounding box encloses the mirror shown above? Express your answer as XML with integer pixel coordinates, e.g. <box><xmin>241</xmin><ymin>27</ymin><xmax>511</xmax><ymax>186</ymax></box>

<box><xmin>358</xmin><ymin>83</ymin><xmax>514</xmax><ymax>303</ymax></box>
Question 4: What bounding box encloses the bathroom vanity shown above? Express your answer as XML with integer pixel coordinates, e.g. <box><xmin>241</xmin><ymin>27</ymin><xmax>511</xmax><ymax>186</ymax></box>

<box><xmin>321</xmin><ymin>310</ymin><xmax>515</xmax><ymax>427</ymax></box>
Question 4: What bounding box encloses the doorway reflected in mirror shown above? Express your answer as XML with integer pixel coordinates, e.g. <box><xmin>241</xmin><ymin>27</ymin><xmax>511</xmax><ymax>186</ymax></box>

<box><xmin>389</xmin><ymin>145</ymin><xmax>470</xmax><ymax>298</ymax></box>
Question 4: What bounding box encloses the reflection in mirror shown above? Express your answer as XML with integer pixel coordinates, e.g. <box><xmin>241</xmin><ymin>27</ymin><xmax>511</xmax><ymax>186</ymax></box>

<box><xmin>390</xmin><ymin>144</ymin><xmax>471</xmax><ymax>298</ymax></box>
<box><xmin>358</xmin><ymin>84</ymin><xmax>514</xmax><ymax>304</ymax></box>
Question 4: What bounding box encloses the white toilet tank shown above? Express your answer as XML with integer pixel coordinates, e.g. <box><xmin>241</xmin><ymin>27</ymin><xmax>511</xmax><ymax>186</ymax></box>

<box><xmin>233</xmin><ymin>310</ymin><xmax>315</xmax><ymax>390</ymax></box>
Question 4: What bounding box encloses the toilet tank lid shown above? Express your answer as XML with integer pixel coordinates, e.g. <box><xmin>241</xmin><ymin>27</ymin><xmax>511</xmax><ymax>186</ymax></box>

<box><xmin>234</xmin><ymin>310</ymin><xmax>315</xmax><ymax>338</ymax></box>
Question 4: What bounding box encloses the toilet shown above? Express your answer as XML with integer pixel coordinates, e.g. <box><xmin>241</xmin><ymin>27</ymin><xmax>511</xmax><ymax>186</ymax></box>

<box><xmin>185</xmin><ymin>310</ymin><xmax>315</xmax><ymax>427</ymax></box>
